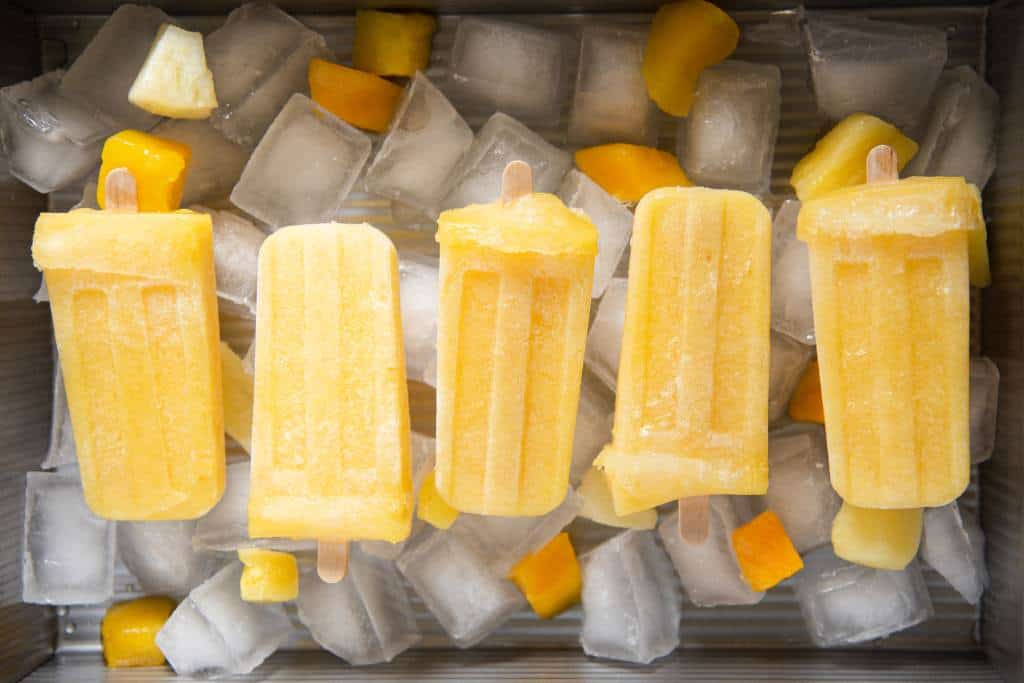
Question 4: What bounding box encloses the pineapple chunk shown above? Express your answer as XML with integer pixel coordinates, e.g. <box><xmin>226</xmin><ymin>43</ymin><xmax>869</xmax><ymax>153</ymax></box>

<box><xmin>221</xmin><ymin>342</ymin><xmax>254</xmax><ymax>454</ymax></box>
<box><xmin>129</xmin><ymin>24</ymin><xmax>218</xmax><ymax>119</ymax></box>
<box><xmin>101</xmin><ymin>596</ymin><xmax>176</xmax><ymax>667</ymax></box>
<box><xmin>832</xmin><ymin>502</ymin><xmax>922</xmax><ymax>570</ymax></box>
<box><xmin>417</xmin><ymin>471</ymin><xmax>459</xmax><ymax>530</ymax></box>
<box><xmin>509</xmin><ymin>532</ymin><xmax>582</xmax><ymax>619</ymax></box>
<box><xmin>97</xmin><ymin>130</ymin><xmax>191</xmax><ymax>211</ymax></box>
<box><xmin>577</xmin><ymin>467</ymin><xmax>657</xmax><ymax>530</ymax></box>
<box><xmin>238</xmin><ymin>548</ymin><xmax>298</xmax><ymax>602</ymax></box>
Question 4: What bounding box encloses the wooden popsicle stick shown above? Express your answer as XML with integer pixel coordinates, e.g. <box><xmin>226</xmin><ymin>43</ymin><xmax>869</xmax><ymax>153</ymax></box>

<box><xmin>317</xmin><ymin>540</ymin><xmax>349</xmax><ymax>583</ymax></box>
<box><xmin>501</xmin><ymin>160</ymin><xmax>533</xmax><ymax>204</ymax></box>
<box><xmin>866</xmin><ymin>144</ymin><xmax>899</xmax><ymax>185</ymax></box>
<box><xmin>104</xmin><ymin>167</ymin><xmax>139</xmax><ymax>213</ymax></box>
<box><xmin>677</xmin><ymin>495</ymin><xmax>711</xmax><ymax>544</ymax></box>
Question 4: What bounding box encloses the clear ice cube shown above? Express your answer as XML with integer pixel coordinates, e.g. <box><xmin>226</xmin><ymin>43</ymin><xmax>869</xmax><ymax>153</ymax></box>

<box><xmin>680</xmin><ymin>61</ymin><xmax>782</xmax><ymax>194</ymax></box>
<box><xmin>22</xmin><ymin>471</ymin><xmax>115</xmax><ymax>605</ymax></box>
<box><xmin>658</xmin><ymin>497</ymin><xmax>764</xmax><ymax>607</ymax></box>
<box><xmin>41</xmin><ymin>357</ymin><xmax>77</xmax><ymax>470</ymax></box>
<box><xmin>568</xmin><ymin>25</ymin><xmax>658</xmax><ymax>147</ymax></box>
<box><xmin>905</xmin><ymin>66</ymin><xmax>1000</xmax><ymax>190</ymax></box>
<box><xmin>152</xmin><ymin>119</ymin><xmax>250</xmax><ymax>205</ymax></box>
<box><xmin>364</xmin><ymin>73</ymin><xmax>474</xmax><ymax>218</ymax></box>
<box><xmin>397</xmin><ymin>524</ymin><xmax>525</xmax><ymax>648</ymax></box>
<box><xmin>156</xmin><ymin>563</ymin><xmax>292</xmax><ymax>677</ymax></box>
<box><xmin>761</xmin><ymin>424</ymin><xmax>840</xmax><ymax>553</ymax></box>
<box><xmin>770</xmin><ymin>199</ymin><xmax>815</xmax><ymax>345</ymax></box>
<box><xmin>769</xmin><ymin>331</ymin><xmax>814</xmax><ymax>424</ymax></box>
<box><xmin>192</xmin><ymin>206</ymin><xmax>265</xmax><ymax>317</ymax></box>
<box><xmin>230</xmin><ymin>93</ymin><xmax>372</xmax><ymax>228</ymax></box>
<box><xmin>558</xmin><ymin>170</ymin><xmax>633</xmax><ymax>298</ymax></box>
<box><xmin>206</xmin><ymin>2</ymin><xmax>333</xmax><ymax>147</ymax></box>
<box><xmin>580</xmin><ymin>529</ymin><xmax>681</xmax><ymax>664</ymax></box>
<box><xmin>584</xmin><ymin>277</ymin><xmax>628</xmax><ymax>391</ymax></box>
<box><xmin>805</xmin><ymin>15</ymin><xmax>948</xmax><ymax>131</ymax></box>
<box><xmin>970</xmin><ymin>356</ymin><xmax>999</xmax><ymax>464</ymax></box>
<box><xmin>441</xmin><ymin>113</ymin><xmax>572</xmax><ymax>211</ymax></box>
<box><xmin>448</xmin><ymin>18</ymin><xmax>573</xmax><ymax>125</ymax></box>
<box><xmin>920</xmin><ymin>502</ymin><xmax>988</xmax><ymax>606</ymax></box>
<box><xmin>398</xmin><ymin>254</ymin><xmax>440</xmax><ymax>385</ymax></box>
<box><xmin>570</xmin><ymin>370</ymin><xmax>615</xmax><ymax>486</ymax></box>
<box><xmin>58</xmin><ymin>4</ymin><xmax>169</xmax><ymax>131</ymax></box>
<box><xmin>297</xmin><ymin>548</ymin><xmax>421</xmax><ymax>665</ymax></box>
<box><xmin>796</xmin><ymin>546</ymin><xmax>933</xmax><ymax>647</ymax></box>
<box><xmin>118</xmin><ymin>520</ymin><xmax>217</xmax><ymax>596</ymax></box>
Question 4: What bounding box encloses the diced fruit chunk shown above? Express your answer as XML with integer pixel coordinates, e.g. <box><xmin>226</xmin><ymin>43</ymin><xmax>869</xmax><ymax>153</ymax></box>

<box><xmin>832</xmin><ymin>502</ymin><xmax>923</xmax><ymax>570</ymax></box>
<box><xmin>238</xmin><ymin>548</ymin><xmax>299</xmax><ymax>602</ymax></box>
<box><xmin>731</xmin><ymin>511</ymin><xmax>804</xmax><ymax>591</ymax></box>
<box><xmin>220</xmin><ymin>342</ymin><xmax>253</xmax><ymax>454</ymax></box>
<box><xmin>575</xmin><ymin>144</ymin><xmax>691</xmax><ymax>203</ymax></box>
<box><xmin>790</xmin><ymin>113</ymin><xmax>918</xmax><ymax>201</ymax></box>
<box><xmin>97</xmin><ymin>130</ymin><xmax>191</xmax><ymax>211</ymax></box>
<box><xmin>353</xmin><ymin>10</ymin><xmax>437</xmax><ymax>77</ymax></box>
<box><xmin>308</xmin><ymin>58</ymin><xmax>403</xmax><ymax>133</ymax></box>
<box><xmin>509</xmin><ymin>532</ymin><xmax>582</xmax><ymax>619</ymax></box>
<box><xmin>417</xmin><ymin>471</ymin><xmax>460</xmax><ymax>530</ymax></box>
<box><xmin>642</xmin><ymin>0</ymin><xmax>739</xmax><ymax>116</ymax></box>
<box><xmin>128</xmin><ymin>24</ymin><xmax>218</xmax><ymax>119</ymax></box>
<box><xmin>101</xmin><ymin>596</ymin><xmax>176</xmax><ymax>667</ymax></box>
<box><xmin>577</xmin><ymin>467</ymin><xmax>657</xmax><ymax>530</ymax></box>
<box><xmin>789</xmin><ymin>359</ymin><xmax>825</xmax><ymax>424</ymax></box>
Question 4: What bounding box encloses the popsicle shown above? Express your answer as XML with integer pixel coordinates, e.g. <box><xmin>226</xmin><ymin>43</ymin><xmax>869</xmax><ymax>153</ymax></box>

<box><xmin>32</xmin><ymin>169</ymin><xmax>225</xmax><ymax>520</ymax></box>
<box><xmin>434</xmin><ymin>162</ymin><xmax>598</xmax><ymax>516</ymax></box>
<box><xmin>831</xmin><ymin>502</ymin><xmax>922</xmax><ymax>570</ymax></box>
<box><xmin>594</xmin><ymin>187</ymin><xmax>771</xmax><ymax>525</ymax></box>
<box><xmin>798</xmin><ymin>146</ymin><xmax>982</xmax><ymax>508</ymax></box>
<box><xmin>248</xmin><ymin>222</ymin><xmax>413</xmax><ymax>581</ymax></box>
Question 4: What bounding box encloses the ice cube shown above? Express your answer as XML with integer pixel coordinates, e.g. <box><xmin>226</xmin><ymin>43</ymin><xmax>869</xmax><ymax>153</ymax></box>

<box><xmin>364</xmin><ymin>73</ymin><xmax>473</xmax><ymax>218</ymax></box>
<box><xmin>558</xmin><ymin>170</ymin><xmax>633</xmax><ymax>298</ymax></box>
<box><xmin>157</xmin><ymin>563</ymin><xmax>291</xmax><ymax>677</ymax></box>
<box><xmin>41</xmin><ymin>357</ymin><xmax>77</xmax><ymax>470</ymax></box>
<box><xmin>805</xmin><ymin>15</ymin><xmax>948</xmax><ymax>131</ymax></box>
<box><xmin>230</xmin><ymin>93</ymin><xmax>372</xmax><ymax>228</ymax></box>
<box><xmin>58</xmin><ymin>4</ymin><xmax>169</xmax><ymax>131</ymax></box>
<box><xmin>398</xmin><ymin>254</ymin><xmax>440</xmax><ymax>384</ymax></box>
<box><xmin>570</xmin><ymin>371</ymin><xmax>615</xmax><ymax>486</ymax></box>
<box><xmin>761</xmin><ymin>424</ymin><xmax>840</xmax><ymax>553</ymax></box>
<box><xmin>192</xmin><ymin>206</ymin><xmax>265</xmax><ymax>317</ymax></box>
<box><xmin>970</xmin><ymin>356</ymin><xmax>999</xmax><ymax>464</ymax></box>
<box><xmin>658</xmin><ymin>497</ymin><xmax>764</xmax><ymax>607</ymax></box>
<box><xmin>770</xmin><ymin>199</ymin><xmax>815</xmax><ymax>344</ymax></box>
<box><xmin>568</xmin><ymin>25</ymin><xmax>658</xmax><ymax>147</ymax></box>
<box><xmin>152</xmin><ymin>119</ymin><xmax>250</xmax><ymax>205</ymax></box>
<box><xmin>361</xmin><ymin>432</ymin><xmax>436</xmax><ymax>560</ymax></box>
<box><xmin>298</xmin><ymin>549</ymin><xmax>421</xmax><ymax>665</ymax></box>
<box><xmin>905</xmin><ymin>66</ymin><xmax>999</xmax><ymax>189</ymax></box>
<box><xmin>769</xmin><ymin>331</ymin><xmax>814</xmax><ymax>424</ymax></box>
<box><xmin>206</xmin><ymin>2</ymin><xmax>333</xmax><ymax>147</ymax></box>
<box><xmin>584</xmin><ymin>277</ymin><xmax>628</xmax><ymax>391</ymax></box>
<box><xmin>920</xmin><ymin>502</ymin><xmax>988</xmax><ymax>605</ymax></box>
<box><xmin>397</xmin><ymin>524</ymin><xmax>525</xmax><ymax>648</ymax></box>
<box><xmin>580</xmin><ymin>529</ymin><xmax>681</xmax><ymax>664</ymax></box>
<box><xmin>118</xmin><ymin>520</ymin><xmax>217</xmax><ymax>596</ymax></box>
<box><xmin>680</xmin><ymin>61</ymin><xmax>782</xmax><ymax>194</ymax></box>
<box><xmin>0</xmin><ymin>71</ymin><xmax>115</xmax><ymax>194</ymax></box>
<box><xmin>796</xmin><ymin>546</ymin><xmax>933</xmax><ymax>647</ymax></box>
<box><xmin>448</xmin><ymin>18</ymin><xmax>572</xmax><ymax>125</ymax></box>
<box><xmin>22</xmin><ymin>471</ymin><xmax>115</xmax><ymax>605</ymax></box>
<box><xmin>441</xmin><ymin>113</ymin><xmax>572</xmax><ymax>211</ymax></box>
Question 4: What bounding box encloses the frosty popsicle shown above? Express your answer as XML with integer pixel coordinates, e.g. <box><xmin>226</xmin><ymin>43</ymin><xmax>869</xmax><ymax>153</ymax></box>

<box><xmin>798</xmin><ymin>146</ymin><xmax>982</xmax><ymax>508</ymax></box>
<box><xmin>434</xmin><ymin>162</ymin><xmax>598</xmax><ymax>516</ymax></box>
<box><xmin>32</xmin><ymin>169</ymin><xmax>224</xmax><ymax>520</ymax></box>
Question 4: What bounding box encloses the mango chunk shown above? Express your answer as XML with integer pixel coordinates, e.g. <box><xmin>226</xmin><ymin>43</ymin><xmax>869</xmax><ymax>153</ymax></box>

<box><xmin>353</xmin><ymin>10</ymin><xmax>438</xmax><ymax>77</ymax></box>
<box><xmin>308</xmin><ymin>58</ymin><xmax>403</xmax><ymax>133</ymax></box>
<box><xmin>417</xmin><ymin>471</ymin><xmax>460</xmax><ymax>530</ymax></box>
<box><xmin>101</xmin><ymin>596</ymin><xmax>176</xmax><ymax>667</ymax></box>
<box><xmin>97</xmin><ymin>130</ymin><xmax>191</xmax><ymax>211</ymax></box>
<box><xmin>577</xmin><ymin>467</ymin><xmax>657</xmax><ymax>530</ymax></box>
<box><xmin>575</xmin><ymin>144</ymin><xmax>691</xmax><ymax>203</ymax></box>
<box><xmin>220</xmin><ymin>342</ymin><xmax>253</xmax><ymax>454</ymax></box>
<box><xmin>731</xmin><ymin>511</ymin><xmax>804</xmax><ymax>591</ymax></box>
<box><xmin>509</xmin><ymin>532</ymin><xmax>582</xmax><ymax>619</ymax></box>
<box><xmin>832</xmin><ymin>502</ymin><xmax>923</xmax><ymax>570</ymax></box>
<box><xmin>129</xmin><ymin>24</ymin><xmax>218</xmax><ymax>119</ymax></box>
<box><xmin>788</xmin><ymin>359</ymin><xmax>825</xmax><ymax>424</ymax></box>
<box><xmin>238</xmin><ymin>548</ymin><xmax>298</xmax><ymax>603</ymax></box>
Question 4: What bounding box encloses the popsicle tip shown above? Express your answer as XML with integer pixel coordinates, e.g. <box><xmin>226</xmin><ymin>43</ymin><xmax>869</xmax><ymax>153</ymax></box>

<box><xmin>866</xmin><ymin>145</ymin><xmax>899</xmax><ymax>185</ymax></box>
<box><xmin>316</xmin><ymin>540</ymin><xmax>349</xmax><ymax>583</ymax></box>
<box><xmin>104</xmin><ymin>167</ymin><xmax>139</xmax><ymax>213</ymax></box>
<box><xmin>501</xmin><ymin>160</ymin><xmax>534</xmax><ymax>203</ymax></box>
<box><xmin>677</xmin><ymin>495</ymin><xmax>711</xmax><ymax>545</ymax></box>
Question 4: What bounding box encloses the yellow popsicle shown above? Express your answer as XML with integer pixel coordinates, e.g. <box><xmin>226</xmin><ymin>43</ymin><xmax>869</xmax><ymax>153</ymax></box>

<box><xmin>33</xmin><ymin>208</ymin><xmax>224</xmax><ymax>520</ymax></box>
<box><xmin>249</xmin><ymin>223</ymin><xmax>412</xmax><ymax>544</ymax></box>
<box><xmin>595</xmin><ymin>187</ymin><xmax>771</xmax><ymax>516</ymax></box>
<box><xmin>434</xmin><ymin>165</ymin><xmax>597</xmax><ymax>516</ymax></box>
<box><xmin>799</xmin><ymin>175</ymin><xmax>982</xmax><ymax>508</ymax></box>
<box><xmin>831</xmin><ymin>502</ymin><xmax>922</xmax><ymax>570</ymax></box>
